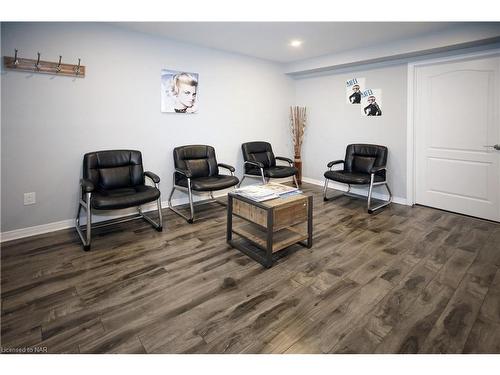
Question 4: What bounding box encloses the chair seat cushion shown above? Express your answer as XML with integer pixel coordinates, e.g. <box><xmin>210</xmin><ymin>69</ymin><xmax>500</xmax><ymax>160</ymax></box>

<box><xmin>247</xmin><ymin>166</ymin><xmax>297</xmax><ymax>178</ymax></box>
<box><xmin>177</xmin><ymin>175</ymin><xmax>239</xmax><ymax>191</ymax></box>
<box><xmin>324</xmin><ymin>170</ymin><xmax>385</xmax><ymax>185</ymax></box>
<box><xmin>91</xmin><ymin>185</ymin><xmax>160</xmax><ymax>210</ymax></box>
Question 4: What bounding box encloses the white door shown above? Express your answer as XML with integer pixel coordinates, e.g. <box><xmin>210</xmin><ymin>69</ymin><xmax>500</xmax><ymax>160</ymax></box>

<box><xmin>415</xmin><ymin>54</ymin><xmax>500</xmax><ymax>222</ymax></box>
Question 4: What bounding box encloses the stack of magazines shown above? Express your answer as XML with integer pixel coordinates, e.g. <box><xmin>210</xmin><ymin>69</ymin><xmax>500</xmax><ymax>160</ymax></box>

<box><xmin>234</xmin><ymin>183</ymin><xmax>302</xmax><ymax>202</ymax></box>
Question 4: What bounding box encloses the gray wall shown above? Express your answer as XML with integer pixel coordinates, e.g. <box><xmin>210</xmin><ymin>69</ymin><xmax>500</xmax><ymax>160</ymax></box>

<box><xmin>1</xmin><ymin>22</ymin><xmax>294</xmax><ymax>232</ymax></box>
<box><xmin>294</xmin><ymin>64</ymin><xmax>408</xmax><ymax>200</ymax></box>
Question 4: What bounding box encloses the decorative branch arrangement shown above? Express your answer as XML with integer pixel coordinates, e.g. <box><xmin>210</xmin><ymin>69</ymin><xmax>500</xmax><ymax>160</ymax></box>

<box><xmin>289</xmin><ymin>106</ymin><xmax>307</xmax><ymax>185</ymax></box>
<box><xmin>3</xmin><ymin>49</ymin><xmax>85</xmax><ymax>78</ymax></box>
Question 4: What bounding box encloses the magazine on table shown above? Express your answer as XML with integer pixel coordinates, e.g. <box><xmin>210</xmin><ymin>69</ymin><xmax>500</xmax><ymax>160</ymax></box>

<box><xmin>262</xmin><ymin>182</ymin><xmax>301</xmax><ymax>196</ymax></box>
<box><xmin>234</xmin><ymin>183</ymin><xmax>302</xmax><ymax>202</ymax></box>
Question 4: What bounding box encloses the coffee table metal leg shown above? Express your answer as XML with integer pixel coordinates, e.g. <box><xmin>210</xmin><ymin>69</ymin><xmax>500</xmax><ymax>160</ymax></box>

<box><xmin>266</xmin><ymin>209</ymin><xmax>274</xmax><ymax>268</ymax></box>
<box><xmin>307</xmin><ymin>195</ymin><xmax>313</xmax><ymax>248</ymax></box>
<box><xmin>226</xmin><ymin>194</ymin><xmax>233</xmax><ymax>243</ymax></box>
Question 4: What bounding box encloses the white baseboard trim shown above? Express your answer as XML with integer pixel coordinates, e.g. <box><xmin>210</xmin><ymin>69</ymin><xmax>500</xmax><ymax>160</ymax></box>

<box><xmin>0</xmin><ymin>190</ymin><xmax>229</xmax><ymax>243</ymax></box>
<box><xmin>301</xmin><ymin>177</ymin><xmax>408</xmax><ymax>206</ymax></box>
<box><xmin>0</xmin><ymin>218</ymin><xmax>76</xmax><ymax>243</ymax></box>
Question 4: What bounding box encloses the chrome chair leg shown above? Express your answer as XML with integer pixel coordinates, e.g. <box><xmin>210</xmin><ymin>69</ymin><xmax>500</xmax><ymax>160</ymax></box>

<box><xmin>367</xmin><ymin>174</ymin><xmax>375</xmax><ymax>212</ymax></box>
<box><xmin>323</xmin><ymin>178</ymin><xmax>345</xmax><ymax>201</ymax></box>
<box><xmin>187</xmin><ymin>184</ymin><xmax>195</xmax><ymax>223</ymax></box>
<box><xmin>208</xmin><ymin>191</ymin><xmax>223</xmax><ymax>205</ymax></box>
<box><xmin>237</xmin><ymin>175</ymin><xmax>246</xmax><ymax>188</ymax></box>
<box><xmin>168</xmin><ymin>182</ymin><xmax>195</xmax><ymax>224</ymax></box>
<box><xmin>139</xmin><ymin>200</ymin><xmax>163</xmax><ymax>231</ymax></box>
<box><xmin>323</xmin><ymin>178</ymin><xmax>329</xmax><ymax>201</ymax></box>
<box><xmin>385</xmin><ymin>183</ymin><xmax>393</xmax><ymax>201</ymax></box>
<box><xmin>324</xmin><ymin>175</ymin><xmax>392</xmax><ymax>213</ymax></box>
<box><xmin>239</xmin><ymin>173</ymin><xmax>270</xmax><ymax>186</ymax></box>
<box><xmin>367</xmin><ymin>182</ymin><xmax>393</xmax><ymax>214</ymax></box>
<box><xmin>75</xmin><ymin>192</ymin><xmax>92</xmax><ymax>251</ymax></box>
<box><xmin>156</xmin><ymin>197</ymin><xmax>163</xmax><ymax>229</ymax></box>
<box><xmin>76</xmin><ymin>201</ymin><xmax>82</xmax><ymax>223</ymax></box>
<box><xmin>168</xmin><ymin>185</ymin><xmax>176</xmax><ymax>206</ymax></box>
<box><xmin>86</xmin><ymin>195</ymin><xmax>92</xmax><ymax>247</ymax></box>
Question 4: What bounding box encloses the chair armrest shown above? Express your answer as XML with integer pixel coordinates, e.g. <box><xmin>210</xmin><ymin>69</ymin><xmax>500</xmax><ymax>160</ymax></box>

<box><xmin>175</xmin><ymin>168</ymin><xmax>193</xmax><ymax>178</ymax></box>
<box><xmin>144</xmin><ymin>171</ymin><xmax>160</xmax><ymax>183</ymax></box>
<box><xmin>275</xmin><ymin>156</ymin><xmax>294</xmax><ymax>166</ymax></box>
<box><xmin>244</xmin><ymin>160</ymin><xmax>265</xmax><ymax>169</ymax></box>
<box><xmin>370</xmin><ymin>165</ymin><xmax>387</xmax><ymax>174</ymax></box>
<box><xmin>80</xmin><ymin>178</ymin><xmax>94</xmax><ymax>193</ymax></box>
<box><xmin>327</xmin><ymin>160</ymin><xmax>344</xmax><ymax>168</ymax></box>
<box><xmin>217</xmin><ymin>163</ymin><xmax>235</xmax><ymax>173</ymax></box>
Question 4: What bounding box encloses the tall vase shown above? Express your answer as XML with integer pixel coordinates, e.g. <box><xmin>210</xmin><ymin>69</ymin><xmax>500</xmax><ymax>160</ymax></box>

<box><xmin>294</xmin><ymin>156</ymin><xmax>302</xmax><ymax>186</ymax></box>
<box><xmin>290</xmin><ymin>105</ymin><xmax>306</xmax><ymax>187</ymax></box>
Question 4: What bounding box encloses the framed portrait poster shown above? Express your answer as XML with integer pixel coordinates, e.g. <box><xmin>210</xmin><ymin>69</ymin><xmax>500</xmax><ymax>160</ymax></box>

<box><xmin>161</xmin><ymin>69</ymin><xmax>199</xmax><ymax>113</ymax></box>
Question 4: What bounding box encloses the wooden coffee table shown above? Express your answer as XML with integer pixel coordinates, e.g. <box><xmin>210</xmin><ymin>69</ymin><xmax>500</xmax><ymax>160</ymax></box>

<box><xmin>226</xmin><ymin>191</ymin><xmax>313</xmax><ymax>268</ymax></box>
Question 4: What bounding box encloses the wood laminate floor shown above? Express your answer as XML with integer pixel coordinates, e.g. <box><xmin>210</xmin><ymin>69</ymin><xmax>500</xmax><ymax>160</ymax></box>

<box><xmin>1</xmin><ymin>183</ymin><xmax>500</xmax><ymax>354</ymax></box>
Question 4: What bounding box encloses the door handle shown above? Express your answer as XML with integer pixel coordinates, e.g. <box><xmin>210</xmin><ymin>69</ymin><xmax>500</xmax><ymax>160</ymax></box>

<box><xmin>484</xmin><ymin>144</ymin><xmax>500</xmax><ymax>150</ymax></box>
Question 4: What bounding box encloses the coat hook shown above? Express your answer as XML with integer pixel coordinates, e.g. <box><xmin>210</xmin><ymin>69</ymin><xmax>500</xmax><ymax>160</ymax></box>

<box><xmin>34</xmin><ymin>52</ymin><xmax>41</xmax><ymax>71</ymax></box>
<box><xmin>13</xmin><ymin>49</ymin><xmax>19</xmax><ymax>65</ymax></box>
<box><xmin>56</xmin><ymin>55</ymin><xmax>62</xmax><ymax>72</ymax></box>
<box><xmin>74</xmin><ymin>58</ymin><xmax>81</xmax><ymax>75</ymax></box>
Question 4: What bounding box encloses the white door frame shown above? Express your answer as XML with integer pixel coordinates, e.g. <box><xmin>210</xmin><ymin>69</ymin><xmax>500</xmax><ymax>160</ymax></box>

<box><xmin>406</xmin><ymin>48</ymin><xmax>500</xmax><ymax>206</ymax></box>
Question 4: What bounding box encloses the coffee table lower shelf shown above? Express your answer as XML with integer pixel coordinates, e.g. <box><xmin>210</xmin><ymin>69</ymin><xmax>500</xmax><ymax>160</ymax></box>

<box><xmin>227</xmin><ymin>237</ymin><xmax>301</xmax><ymax>268</ymax></box>
<box><xmin>232</xmin><ymin>224</ymin><xmax>309</xmax><ymax>253</ymax></box>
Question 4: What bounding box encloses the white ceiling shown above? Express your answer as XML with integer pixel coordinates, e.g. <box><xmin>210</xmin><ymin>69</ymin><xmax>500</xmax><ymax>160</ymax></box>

<box><xmin>114</xmin><ymin>22</ymin><xmax>465</xmax><ymax>63</ymax></box>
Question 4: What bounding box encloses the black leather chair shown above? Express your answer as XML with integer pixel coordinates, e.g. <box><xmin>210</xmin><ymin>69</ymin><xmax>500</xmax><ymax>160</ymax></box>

<box><xmin>75</xmin><ymin>150</ymin><xmax>162</xmax><ymax>251</ymax></box>
<box><xmin>239</xmin><ymin>141</ymin><xmax>298</xmax><ymax>188</ymax></box>
<box><xmin>168</xmin><ymin>145</ymin><xmax>239</xmax><ymax>223</ymax></box>
<box><xmin>323</xmin><ymin>144</ymin><xmax>392</xmax><ymax>213</ymax></box>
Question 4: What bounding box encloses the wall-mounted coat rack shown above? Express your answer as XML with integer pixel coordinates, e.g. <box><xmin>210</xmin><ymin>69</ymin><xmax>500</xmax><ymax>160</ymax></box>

<box><xmin>3</xmin><ymin>50</ymin><xmax>86</xmax><ymax>78</ymax></box>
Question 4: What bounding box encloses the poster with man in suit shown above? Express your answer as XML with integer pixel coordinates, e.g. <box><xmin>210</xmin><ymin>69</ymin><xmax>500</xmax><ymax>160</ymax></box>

<box><xmin>361</xmin><ymin>88</ymin><xmax>382</xmax><ymax>116</ymax></box>
<box><xmin>346</xmin><ymin>77</ymin><xmax>365</xmax><ymax>104</ymax></box>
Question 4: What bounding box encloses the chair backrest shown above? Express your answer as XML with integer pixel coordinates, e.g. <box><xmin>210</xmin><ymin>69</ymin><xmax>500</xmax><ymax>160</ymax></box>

<box><xmin>173</xmin><ymin>145</ymin><xmax>218</xmax><ymax>181</ymax></box>
<box><xmin>241</xmin><ymin>141</ymin><xmax>276</xmax><ymax>172</ymax></box>
<box><xmin>344</xmin><ymin>144</ymin><xmax>388</xmax><ymax>177</ymax></box>
<box><xmin>83</xmin><ymin>150</ymin><xmax>145</xmax><ymax>190</ymax></box>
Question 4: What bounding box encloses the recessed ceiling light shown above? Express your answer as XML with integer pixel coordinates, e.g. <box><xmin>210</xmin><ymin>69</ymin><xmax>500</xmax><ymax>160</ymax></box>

<box><xmin>290</xmin><ymin>40</ymin><xmax>303</xmax><ymax>47</ymax></box>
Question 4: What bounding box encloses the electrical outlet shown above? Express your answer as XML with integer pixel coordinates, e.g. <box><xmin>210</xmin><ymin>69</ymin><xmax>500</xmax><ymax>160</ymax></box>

<box><xmin>24</xmin><ymin>192</ymin><xmax>36</xmax><ymax>205</ymax></box>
